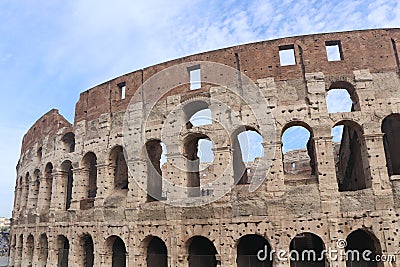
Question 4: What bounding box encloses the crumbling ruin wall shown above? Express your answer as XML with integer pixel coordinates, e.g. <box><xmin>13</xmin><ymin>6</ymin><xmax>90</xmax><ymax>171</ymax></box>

<box><xmin>9</xmin><ymin>28</ymin><xmax>400</xmax><ymax>267</ymax></box>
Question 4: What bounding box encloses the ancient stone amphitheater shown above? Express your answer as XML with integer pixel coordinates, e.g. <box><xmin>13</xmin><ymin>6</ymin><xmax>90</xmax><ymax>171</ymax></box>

<box><xmin>9</xmin><ymin>29</ymin><xmax>400</xmax><ymax>267</ymax></box>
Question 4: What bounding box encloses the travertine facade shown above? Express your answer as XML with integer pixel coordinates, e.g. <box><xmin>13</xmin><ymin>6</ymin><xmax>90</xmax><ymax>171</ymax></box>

<box><xmin>9</xmin><ymin>29</ymin><xmax>400</xmax><ymax>267</ymax></box>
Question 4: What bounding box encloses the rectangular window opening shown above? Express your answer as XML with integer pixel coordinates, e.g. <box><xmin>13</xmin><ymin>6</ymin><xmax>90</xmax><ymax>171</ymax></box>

<box><xmin>326</xmin><ymin>41</ymin><xmax>343</xmax><ymax>61</ymax></box>
<box><xmin>118</xmin><ymin>82</ymin><xmax>126</xmax><ymax>100</ymax></box>
<box><xmin>279</xmin><ymin>45</ymin><xmax>296</xmax><ymax>66</ymax></box>
<box><xmin>188</xmin><ymin>65</ymin><xmax>201</xmax><ymax>90</ymax></box>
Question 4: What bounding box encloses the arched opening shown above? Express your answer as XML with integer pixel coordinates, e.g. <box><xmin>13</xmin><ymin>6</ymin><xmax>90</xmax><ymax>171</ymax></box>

<box><xmin>37</xmin><ymin>147</ymin><xmax>43</xmax><ymax>161</ymax></box>
<box><xmin>16</xmin><ymin>234</ymin><xmax>23</xmax><ymax>262</ymax></box>
<box><xmin>57</xmin><ymin>235</ymin><xmax>69</xmax><ymax>267</ymax></box>
<box><xmin>32</xmin><ymin>169</ymin><xmax>41</xmax><ymax>210</ymax></box>
<box><xmin>43</xmin><ymin>163</ymin><xmax>53</xmax><ymax>212</ymax></box>
<box><xmin>290</xmin><ymin>232</ymin><xmax>326</xmax><ymax>266</ymax></box>
<box><xmin>232</xmin><ymin>127</ymin><xmax>264</xmax><ymax>185</ymax></box>
<box><xmin>108</xmin><ymin>236</ymin><xmax>126</xmax><ymax>267</ymax></box>
<box><xmin>346</xmin><ymin>229</ymin><xmax>382</xmax><ymax>267</ymax></box>
<box><xmin>382</xmin><ymin>114</ymin><xmax>400</xmax><ymax>176</ymax></box>
<box><xmin>26</xmin><ymin>234</ymin><xmax>34</xmax><ymax>266</ymax></box>
<box><xmin>282</xmin><ymin>124</ymin><xmax>316</xmax><ymax>176</ymax></box>
<box><xmin>189</xmin><ymin>108</ymin><xmax>212</xmax><ymax>127</ymax></box>
<box><xmin>62</xmin><ymin>132</ymin><xmax>75</xmax><ymax>153</ymax></box>
<box><xmin>237</xmin><ymin>234</ymin><xmax>272</xmax><ymax>267</ymax></box>
<box><xmin>146</xmin><ymin>236</ymin><xmax>168</xmax><ymax>267</ymax></box>
<box><xmin>38</xmin><ymin>233</ymin><xmax>48</xmax><ymax>266</ymax></box>
<box><xmin>109</xmin><ymin>146</ymin><xmax>128</xmax><ymax>190</ymax></box>
<box><xmin>187</xmin><ymin>236</ymin><xmax>218</xmax><ymax>267</ymax></box>
<box><xmin>183</xmin><ymin>134</ymin><xmax>214</xmax><ymax>197</ymax></box>
<box><xmin>183</xmin><ymin>100</ymin><xmax>211</xmax><ymax>129</ymax></box>
<box><xmin>81</xmin><ymin>234</ymin><xmax>94</xmax><ymax>267</ymax></box>
<box><xmin>326</xmin><ymin>89</ymin><xmax>353</xmax><ymax>113</ymax></box>
<box><xmin>81</xmin><ymin>152</ymin><xmax>97</xmax><ymax>209</ymax></box>
<box><xmin>145</xmin><ymin>140</ymin><xmax>167</xmax><ymax>202</ymax></box>
<box><xmin>61</xmin><ymin>161</ymin><xmax>73</xmax><ymax>210</ymax></box>
<box><xmin>332</xmin><ymin>121</ymin><xmax>370</xmax><ymax>191</ymax></box>
<box><xmin>327</xmin><ymin>81</ymin><xmax>360</xmax><ymax>112</ymax></box>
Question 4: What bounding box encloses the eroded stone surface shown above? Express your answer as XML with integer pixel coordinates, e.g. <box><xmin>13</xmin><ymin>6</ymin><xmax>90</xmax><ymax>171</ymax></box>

<box><xmin>9</xmin><ymin>29</ymin><xmax>400</xmax><ymax>267</ymax></box>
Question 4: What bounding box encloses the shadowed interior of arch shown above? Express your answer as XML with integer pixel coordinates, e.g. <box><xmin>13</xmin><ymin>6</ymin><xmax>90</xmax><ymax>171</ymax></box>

<box><xmin>332</xmin><ymin>121</ymin><xmax>370</xmax><ymax>191</ymax></box>
<box><xmin>282</xmin><ymin>126</ymin><xmax>315</xmax><ymax>176</ymax></box>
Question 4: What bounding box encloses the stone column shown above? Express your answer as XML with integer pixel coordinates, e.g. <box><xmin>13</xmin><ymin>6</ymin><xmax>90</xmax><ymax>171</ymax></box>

<box><xmin>8</xmin><ymin>236</ymin><xmax>15</xmax><ymax>267</ymax></box>
<box><xmin>364</xmin><ymin>133</ymin><xmax>394</xmax><ymax>209</ymax></box>
<box><xmin>126</xmin><ymin>158</ymin><xmax>147</xmax><ymax>207</ymax></box>
<box><xmin>70</xmin><ymin>168</ymin><xmax>86</xmax><ymax>211</ymax></box>
<box><xmin>69</xmin><ymin>237</ymin><xmax>81</xmax><ymax>267</ymax></box>
<box><xmin>94</xmin><ymin>162</ymin><xmax>109</xmax><ymax>207</ymax></box>
<box><xmin>27</xmin><ymin>179</ymin><xmax>38</xmax><ymax>213</ymax></box>
<box><xmin>164</xmin><ymin>152</ymin><xmax>189</xmax><ymax>200</ymax></box>
<box><xmin>45</xmin><ymin>236</ymin><xmax>58</xmax><ymax>267</ymax></box>
<box><xmin>49</xmin><ymin>171</ymin><xmax>66</xmax><ymax>212</ymax></box>
<box><xmin>266</xmin><ymin>141</ymin><xmax>285</xmax><ymax>193</ymax></box>
<box><xmin>313</xmin><ymin>135</ymin><xmax>341</xmax><ymax>214</ymax></box>
<box><xmin>305</xmin><ymin>72</ymin><xmax>328</xmax><ymax>118</ymax></box>
<box><xmin>13</xmin><ymin>186</ymin><xmax>21</xmax><ymax>215</ymax></box>
<box><xmin>14</xmin><ymin>235</ymin><xmax>23</xmax><ymax>267</ymax></box>
<box><xmin>37</xmin><ymin>175</ymin><xmax>51</xmax><ymax>216</ymax></box>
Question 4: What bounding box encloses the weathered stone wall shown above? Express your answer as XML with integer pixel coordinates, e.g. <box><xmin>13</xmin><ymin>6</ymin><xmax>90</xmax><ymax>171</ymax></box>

<box><xmin>10</xmin><ymin>28</ymin><xmax>400</xmax><ymax>267</ymax></box>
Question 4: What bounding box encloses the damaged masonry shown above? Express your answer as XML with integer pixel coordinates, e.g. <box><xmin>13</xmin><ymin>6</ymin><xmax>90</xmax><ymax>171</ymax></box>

<box><xmin>10</xmin><ymin>29</ymin><xmax>400</xmax><ymax>266</ymax></box>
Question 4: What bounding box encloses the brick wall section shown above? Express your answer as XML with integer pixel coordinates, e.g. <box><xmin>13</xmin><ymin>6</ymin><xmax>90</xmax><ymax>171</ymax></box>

<box><xmin>73</xmin><ymin>28</ymin><xmax>400</xmax><ymax>125</ymax></box>
<box><xmin>21</xmin><ymin>109</ymin><xmax>72</xmax><ymax>155</ymax></box>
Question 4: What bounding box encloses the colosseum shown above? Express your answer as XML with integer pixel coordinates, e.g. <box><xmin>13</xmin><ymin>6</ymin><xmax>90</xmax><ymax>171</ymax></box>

<box><xmin>9</xmin><ymin>28</ymin><xmax>400</xmax><ymax>266</ymax></box>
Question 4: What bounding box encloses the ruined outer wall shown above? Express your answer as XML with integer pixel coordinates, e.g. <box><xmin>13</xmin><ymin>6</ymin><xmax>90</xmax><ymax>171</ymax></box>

<box><xmin>10</xmin><ymin>29</ymin><xmax>400</xmax><ymax>267</ymax></box>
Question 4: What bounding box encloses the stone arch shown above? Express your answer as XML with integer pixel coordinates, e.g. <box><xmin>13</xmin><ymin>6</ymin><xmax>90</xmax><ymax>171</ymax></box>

<box><xmin>381</xmin><ymin>113</ymin><xmax>400</xmax><ymax>176</ymax></box>
<box><xmin>26</xmin><ymin>234</ymin><xmax>34</xmax><ymax>266</ymax></box>
<box><xmin>327</xmin><ymin>80</ymin><xmax>360</xmax><ymax>111</ymax></box>
<box><xmin>57</xmin><ymin>235</ymin><xmax>70</xmax><ymax>267</ymax></box>
<box><xmin>346</xmin><ymin>229</ymin><xmax>383</xmax><ymax>267</ymax></box>
<box><xmin>42</xmin><ymin>162</ymin><xmax>53</xmax><ymax>212</ymax></box>
<box><xmin>143</xmin><ymin>236</ymin><xmax>168</xmax><ymax>267</ymax></box>
<box><xmin>38</xmin><ymin>233</ymin><xmax>48</xmax><ymax>266</ymax></box>
<box><xmin>79</xmin><ymin>233</ymin><xmax>94</xmax><ymax>267</ymax></box>
<box><xmin>109</xmin><ymin>145</ymin><xmax>128</xmax><ymax>190</ymax></box>
<box><xmin>289</xmin><ymin>232</ymin><xmax>326</xmax><ymax>266</ymax></box>
<box><xmin>231</xmin><ymin>125</ymin><xmax>264</xmax><ymax>185</ymax></box>
<box><xmin>81</xmin><ymin>152</ymin><xmax>97</xmax><ymax>209</ymax></box>
<box><xmin>333</xmin><ymin>120</ymin><xmax>371</xmax><ymax>191</ymax></box>
<box><xmin>61</xmin><ymin>160</ymin><xmax>73</xmax><ymax>210</ymax></box>
<box><xmin>186</xmin><ymin>236</ymin><xmax>218</xmax><ymax>267</ymax></box>
<box><xmin>105</xmin><ymin>235</ymin><xmax>127</xmax><ymax>267</ymax></box>
<box><xmin>16</xmin><ymin>234</ymin><xmax>23</xmax><ymax>264</ymax></box>
<box><xmin>236</xmin><ymin>234</ymin><xmax>273</xmax><ymax>267</ymax></box>
<box><xmin>182</xmin><ymin>99</ymin><xmax>211</xmax><ymax>129</ymax></box>
<box><xmin>61</xmin><ymin>132</ymin><xmax>75</xmax><ymax>153</ymax></box>
<box><xmin>281</xmin><ymin>121</ymin><xmax>317</xmax><ymax>176</ymax></box>
<box><xmin>81</xmin><ymin>152</ymin><xmax>97</xmax><ymax>198</ymax></box>
<box><xmin>32</xmin><ymin>169</ymin><xmax>41</xmax><ymax>210</ymax></box>
<box><xmin>144</xmin><ymin>139</ymin><xmax>165</xmax><ymax>202</ymax></box>
<box><xmin>183</xmin><ymin>133</ymin><xmax>214</xmax><ymax>197</ymax></box>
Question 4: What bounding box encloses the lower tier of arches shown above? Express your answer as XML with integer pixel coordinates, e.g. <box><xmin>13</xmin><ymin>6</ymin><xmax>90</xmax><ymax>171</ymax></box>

<box><xmin>8</xmin><ymin>215</ymin><xmax>400</xmax><ymax>267</ymax></box>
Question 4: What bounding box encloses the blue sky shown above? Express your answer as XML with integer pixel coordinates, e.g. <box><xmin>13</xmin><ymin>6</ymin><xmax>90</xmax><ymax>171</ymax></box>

<box><xmin>0</xmin><ymin>0</ymin><xmax>399</xmax><ymax>217</ymax></box>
